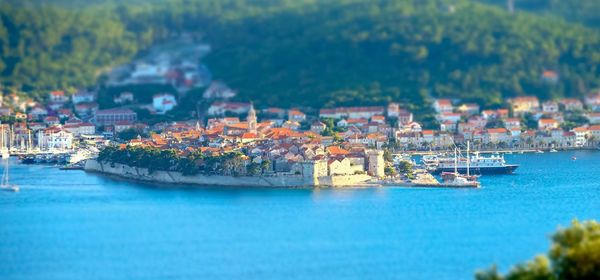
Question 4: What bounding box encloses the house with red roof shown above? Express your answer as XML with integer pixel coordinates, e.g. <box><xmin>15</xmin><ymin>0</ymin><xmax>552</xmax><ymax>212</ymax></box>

<box><xmin>433</xmin><ymin>99</ymin><xmax>453</xmax><ymax>113</ymax></box>
<box><xmin>572</xmin><ymin>127</ymin><xmax>589</xmax><ymax>147</ymax></box>
<box><xmin>589</xmin><ymin>125</ymin><xmax>600</xmax><ymax>143</ymax></box>
<box><xmin>49</xmin><ymin>90</ymin><xmax>68</xmax><ymax>103</ymax></box>
<box><xmin>538</xmin><ymin>118</ymin><xmax>559</xmax><ymax>130</ymax></box>
<box><xmin>43</xmin><ymin>116</ymin><xmax>60</xmax><ymax>126</ymax></box>
<box><xmin>287</xmin><ymin>109</ymin><xmax>306</xmax><ymax>122</ymax></box>
<box><xmin>485</xmin><ymin>128</ymin><xmax>510</xmax><ymax>143</ymax></box>
<box><xmin>74</xmin><ymin>102</ymin><xmax>99</xmax><ymax>117</ymax></box>
<box><xmin>541</xmin><ymin>70</ymin><xmax>559</xmax><ymax>84</ymax></box>
<box><xmin>559</xmin><ymin>98</ymin><xmax>583</xmax><ymax>111</ymax></box>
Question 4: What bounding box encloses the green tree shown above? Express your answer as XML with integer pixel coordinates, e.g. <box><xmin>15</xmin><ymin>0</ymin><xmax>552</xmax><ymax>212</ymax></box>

<box><xmin>476</xmin><ymin>220</ymin><xmax>600</xmax><ymax>280</ymax></box>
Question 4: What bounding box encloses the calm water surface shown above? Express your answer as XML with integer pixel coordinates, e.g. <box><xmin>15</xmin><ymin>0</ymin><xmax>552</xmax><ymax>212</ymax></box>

<box><xmin>1</xmin><ymin>151</ymin><xmax>599</xmax><ymax>280</ymax></box>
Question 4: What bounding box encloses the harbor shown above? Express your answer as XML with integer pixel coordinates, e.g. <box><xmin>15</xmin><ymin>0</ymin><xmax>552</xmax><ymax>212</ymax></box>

<box><xmin>1</xmin><ymin>150</ymin><xmax>599</xmax><ymax>280</ymax></box>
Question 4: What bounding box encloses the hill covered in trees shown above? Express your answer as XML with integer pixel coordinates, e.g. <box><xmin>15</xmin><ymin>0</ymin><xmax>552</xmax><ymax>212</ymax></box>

<box><xmin>1</xmin><ymin>0</ymin><xmax>600</xmax><ymax>109</ymax></box>
<box><xmin>480</xmin><ymin>0</ymin><xmax>600</xmax><ymax>28</ymax></box>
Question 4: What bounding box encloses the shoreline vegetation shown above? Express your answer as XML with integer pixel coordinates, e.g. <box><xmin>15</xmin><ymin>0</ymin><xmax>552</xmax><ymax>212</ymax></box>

<box><xmin>97</xmin><ymin>145</ymin><xmax>264</xmax><ymax>177</ymax></box>
<box><xmin>476</xmin><ymin>220</ymin><xmax>600</xmax><ymax>280</ymax></box>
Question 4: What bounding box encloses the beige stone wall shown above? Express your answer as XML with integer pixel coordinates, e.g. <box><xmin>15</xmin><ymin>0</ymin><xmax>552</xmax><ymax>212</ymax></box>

<box><xmin>85</xmin><ymin>160</ymin><xmax>373</xmax><ymax>188</ymax></box>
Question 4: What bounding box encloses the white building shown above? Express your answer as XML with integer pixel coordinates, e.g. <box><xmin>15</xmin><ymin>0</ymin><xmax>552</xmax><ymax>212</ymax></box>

<box><xmin>572</xmin><ymin>127</ymin><xmax>589</xmax><ymax>147</ymax></box>
<box><xmin>207</xmin><ymin>102</ymin><xmax>251</xmax><ymax>116</ymax></box>
<box><xmin>39</xmin><ymin>126</ymin><xmax>74</xmax><ymax>150</ymax></box>
<box><xmin>202</xmin><ymin>81</ymin><xmax>236</xmax><ymax>99</ymax></box>
<box><xmin>319</xmin><ymin>106</ymin><xmax>385</xmax><ymax>119</ymax></box>
<box><xmin>72</xmin><ymin>91</ymin><xmax>95</xmax><ymax>104</ymax></box>
<box><xmin>63</xmin><ymin>122</ymin><xmax>96</xmax><ymax>136</ymax></box>
<box><xmin>433</xmin><ymin>99</ymin><xmax>453</xmax><ymax>113</ymax></box>
<box><xmin>542</xmin><ymin>101</ymin><xmax>559</xmax><ymax>113</ymax></box>
<box><xmin>153</xmin><ymin>93</ymin><xmax>177</xmax><ymax>113</ymax></box>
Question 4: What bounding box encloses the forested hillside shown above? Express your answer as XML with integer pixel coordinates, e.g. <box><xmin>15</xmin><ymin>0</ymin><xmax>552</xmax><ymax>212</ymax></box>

<box><xmin>480</xmin><ymin>0</ymin><xmax>600</xmax><ymax>27</ymax></box>
<box><xmin>1</xmin><ymin>0</ymin><xmax>600</xmax><ymax>109</ymax></box>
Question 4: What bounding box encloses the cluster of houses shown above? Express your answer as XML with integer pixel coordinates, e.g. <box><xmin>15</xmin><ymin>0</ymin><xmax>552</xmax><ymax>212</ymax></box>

<box><xmin>425</xmin><ymin>92</ymin><xmax>600</xmax><ymax>150</ymax></box>
<box><xmin>123</xmin><ymin>106</ymin><xmax>386</xmax><ymax>178</ymax></box>
<box><xmin>105</xmin><ymin>38</ymin><xmax>212</xmax><ymax>93</ymax></box>
<box><xmin>1</xmin><ymin>82</ymin><xmax>600</xmax><ymax>160</ymax></box>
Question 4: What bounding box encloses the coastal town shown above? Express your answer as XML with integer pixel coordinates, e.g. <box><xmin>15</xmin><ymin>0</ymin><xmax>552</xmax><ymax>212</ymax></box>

<box><xmin>1</xmin><ymin>77</ymin><xmax>600</xmax><ymax>188</ymax></box>
<box><xmin>0</xmin><ymin>38</ymin><xmax>598</xmax><ymax>188</ymax></box>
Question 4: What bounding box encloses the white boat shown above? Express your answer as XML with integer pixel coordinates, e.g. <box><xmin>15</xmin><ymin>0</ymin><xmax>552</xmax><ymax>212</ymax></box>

<box><xmin>0</xmin><ymin>125</ymin><xmax>9</xmax><ymax>159</ymax></box>
<box><xmin>1</xmin><ymin>150</ymin><xmax>9</xmax><ymax>159</ymax></box>
<box><xmin>440</xmin><ymin>144</ymin><xmax>480</xmax><ymax>188</ymax></box>
<box><xmin>392</xmin><ymin>153</ymin><xmax>415</xmax><ymax>166</ymax></box>
<box><xmin>1</xmin><ymin>158</ymin><xmax>18</xmax><ymax>192</ymax></box>
<box><xmin>535</xmin><ymin>150</ymin><xmax>544</xmax><ymax>154</ymax></box>
<box><xmin>441</xmin><ymin>172</ymin><xmax>480</xmax><ymax>188</ymax></box>
<box><xmin>550</xmin><ymin>148</ymin><xmax>558</xmax><ymax>153</ymax></box>
<box><xmin>425</xmin><ymin>151</ymin><xmax>519</xmax><ymax>175</ymax></box>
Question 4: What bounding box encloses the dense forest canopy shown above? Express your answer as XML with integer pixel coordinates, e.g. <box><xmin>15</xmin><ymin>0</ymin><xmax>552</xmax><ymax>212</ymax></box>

<box><xmin>481</xmin><ymin>0</ymin><xmax>600</xmax><ymax>27</ymax></box>
<box><xmin>1</xmin><ymin>0</ymin><xmax>600</xmax><ymax>110</ymax></box>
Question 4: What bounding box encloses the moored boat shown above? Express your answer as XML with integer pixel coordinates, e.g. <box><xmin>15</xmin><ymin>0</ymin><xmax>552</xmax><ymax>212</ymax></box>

<box><xmin>1</xmin><ymin>158</ymin><xmax>18</xmax><ymax>192</ymax></box>
<box><xmin>425</xmin><ymin>152</ymin><xmax>519</xmax><ymax>175</ymax></box>
<box><xmin>440</xmin><ymin>145</ymin><xmax>480</xmax><ymax>188</ymax></box>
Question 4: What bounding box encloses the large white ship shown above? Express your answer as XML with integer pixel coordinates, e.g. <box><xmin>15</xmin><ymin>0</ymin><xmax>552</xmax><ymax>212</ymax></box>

<box><xmin>423</xmin><ymin>152</ymin><xmax>519</xmax><ymax>175</ymax></box>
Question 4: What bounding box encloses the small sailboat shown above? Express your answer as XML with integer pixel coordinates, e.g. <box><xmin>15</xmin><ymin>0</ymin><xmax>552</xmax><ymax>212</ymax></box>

<box><xmin>1</xmin><ymin>158</ymin><xmax>18</xmax><ymax>192</ymax></box>
<box><xmin>441</xmin><ymin>144</ymin><xmax>480</xmax><ymax>188</ymax></box>
<box><xmin>0</xmin><ymin>125</ymin><xmax>9</xmax><ymax>159</ymax></box>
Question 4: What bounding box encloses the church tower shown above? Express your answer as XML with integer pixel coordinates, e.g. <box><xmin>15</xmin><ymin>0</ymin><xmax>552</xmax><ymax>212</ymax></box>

<box><xmin>247</xmin><ymin>104</ymin><xmax>257</xmax><ymax>133</ymax></box>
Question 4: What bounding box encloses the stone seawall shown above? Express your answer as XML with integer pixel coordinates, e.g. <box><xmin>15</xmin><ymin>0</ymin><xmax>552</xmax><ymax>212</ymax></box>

<box><xmin>84</xmin><ymin>160</ymin><xmax>373</xmax><ymax>188</ymax></box>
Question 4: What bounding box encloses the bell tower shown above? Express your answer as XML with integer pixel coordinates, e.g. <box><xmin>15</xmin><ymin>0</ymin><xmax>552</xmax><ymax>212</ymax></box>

<box><xmin>247</xmin><ymin>104</ymin><xmax>257</xmax><ymax>133</ymax></box>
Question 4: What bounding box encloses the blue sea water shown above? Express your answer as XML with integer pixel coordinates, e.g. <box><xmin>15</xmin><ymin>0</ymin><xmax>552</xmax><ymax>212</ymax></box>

<box><xmin>1</xmin><ymin>151</ymin><xmax>599</xmax><ymax>280</ymax></box>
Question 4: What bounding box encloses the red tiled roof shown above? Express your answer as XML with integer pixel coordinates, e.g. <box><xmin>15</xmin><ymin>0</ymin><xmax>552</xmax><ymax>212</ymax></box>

<box><xmin>326</xmin><ymin>146</ymin><xmax>350</xmax><ymax>155</ymax></box>
<box><xmin>487</xmin><ymin>128</ymin><xmax>508</xmax><ymax>134</ymax></box>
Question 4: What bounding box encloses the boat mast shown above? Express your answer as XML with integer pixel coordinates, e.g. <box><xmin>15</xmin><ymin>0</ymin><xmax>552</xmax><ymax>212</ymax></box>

<box><xmin>467</xmin><ymin>141</ymin><xmax>470</xmax><ymax>177</ymax></box>
<box><xmin>10</xmin><ymin>125</ymin><xmax>13</xmax><ymax>151</ymax></box>
<box><xmin>454</xmin><ymin>147</ymin><xmax>458</xmax><ymax>175</ymax></box>
<box><xmin>27</xmin><ymin>130</ymin><xmax>31</xmax><ymax>152</ymax></box>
